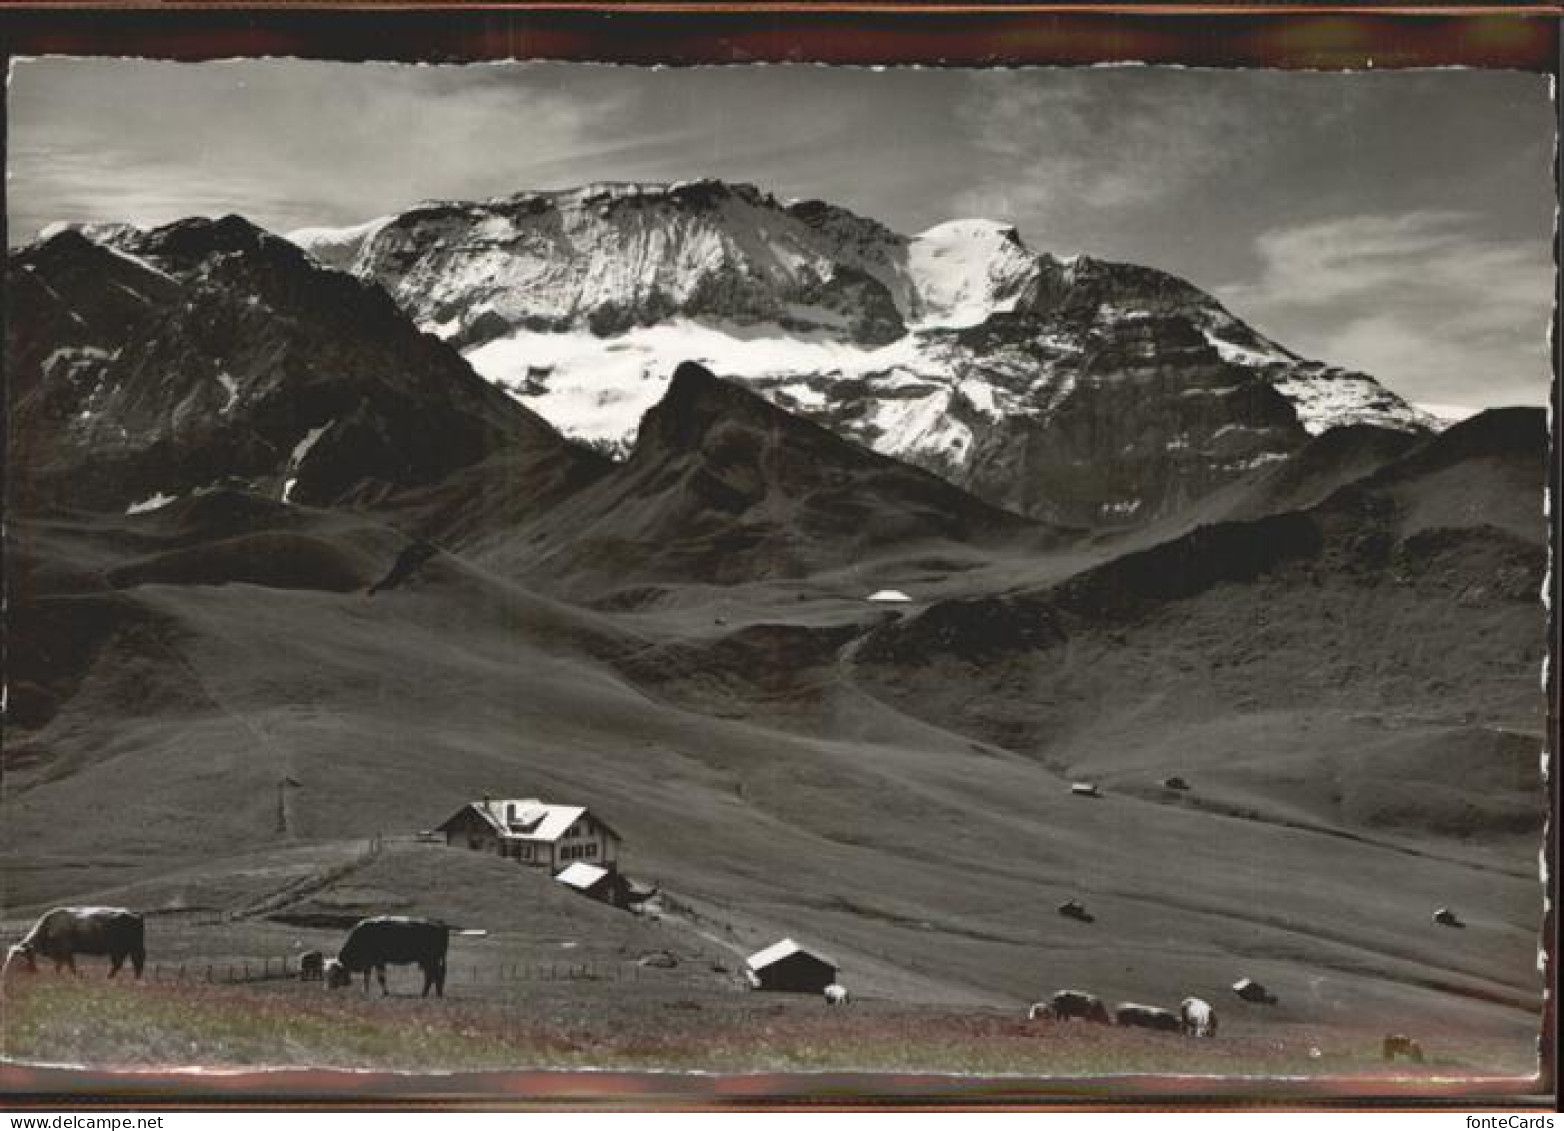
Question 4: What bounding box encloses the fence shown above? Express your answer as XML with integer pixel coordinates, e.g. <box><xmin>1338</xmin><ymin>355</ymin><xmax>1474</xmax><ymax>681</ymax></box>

<box><xmin>144</xmin><ymin>956</ymin><xmax>667</xmax><ymax>987</ymax></box>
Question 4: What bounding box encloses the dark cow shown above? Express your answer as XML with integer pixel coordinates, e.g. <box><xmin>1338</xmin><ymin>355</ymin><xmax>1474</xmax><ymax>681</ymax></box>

<box><xmin>1232</xmin><ymin>977</ymin><xmax>1278</xmax><ymax>1005</ymax></box>
<box><xmin>297</xmin><ymin>950</ymin><xmax>325</xmax><ymax>982</ymax></box>
<box><xmin>325</xmin><ymin>916</ymin><xmax>450</xmax><ymax>997</ymax></box>
<box><xmin>1114</xmin><ymin>1002</ymin><xmax>1184</xmax><ymax>1032</ymax></box>
<box><xmin>4</xmin><ymin>907</ymin><xmax>145</xmax><ymax>978</ymax></box>
<box><xmin>1057</xmin><ymin>899</ymin><xmax>1094</xmax><ymax>923</ymax></box>
<box><xmin>1432</xmin><ymin>908</ymin><xmax>1464</xmax><ymax>929</ymax></box>
<box><xmin>1382</xmin><ymin>1034</ymin><xmax>1426</xmax><ymax>1063</ymax></box>
<box><xmin>1029</xmin><ymin>989</ymin><xmax>1111</xmax><ymax>1024</ymax></box>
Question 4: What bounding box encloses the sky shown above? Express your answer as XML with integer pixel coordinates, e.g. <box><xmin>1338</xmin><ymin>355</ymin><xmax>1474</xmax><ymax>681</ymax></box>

<box><xmin>7</xmin><ymin>59</ymin><xmax>1555</xmax><ymax>413</ymax></box>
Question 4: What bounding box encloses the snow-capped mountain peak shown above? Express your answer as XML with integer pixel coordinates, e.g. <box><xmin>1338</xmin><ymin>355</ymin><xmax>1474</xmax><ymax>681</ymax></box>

<box><xmin>905</xmin><ymin>219</ymin><xmax>1039</xmax><ymax>330</ymax></box>
<box><xmin>284</xmin><ymin>179</ymin><xmax>1434</xmax><ymax>526</ymax></box>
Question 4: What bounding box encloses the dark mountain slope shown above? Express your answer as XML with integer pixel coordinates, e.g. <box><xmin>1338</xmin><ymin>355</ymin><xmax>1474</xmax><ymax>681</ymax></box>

<box><xmin>6</xmin><ymin>218</ymin><xmax>586</xmax><ymax>515</ymax></box>
<box><xmin>852</xmin><ymin>407</ymin><xmax>1548</xmax><ymax>839</ymax></box>
<box><xmin>1221</xmin><ymin>424</ymin><xmax>1424</xmax><ymax>523</ymax></box>
<box><xmin>479</xmin><ymin>361</ymin><xmax>1058</xmax><ymax>593</ymax></box>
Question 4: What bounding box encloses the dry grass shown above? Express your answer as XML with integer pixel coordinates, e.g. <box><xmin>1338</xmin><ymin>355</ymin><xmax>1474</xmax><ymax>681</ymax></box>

<box><xmin>0</xmin><ymin>975</ymin><xmax>1536</xmax><ymax>1080</ymax></box>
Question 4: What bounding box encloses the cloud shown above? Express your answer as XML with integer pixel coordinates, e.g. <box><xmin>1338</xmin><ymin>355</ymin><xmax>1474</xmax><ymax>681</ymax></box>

<box><xmin>1217</xmin><ymin>211</ymin><xmax>1552</xmax><ymax>410</ymax></box>
<box><xmin>6</xmin><ymin>59</ymin><xmax>645</xmax><ymax>239</ymax></box>
<box><xmin>948</xmin><ymin>70</ymin><xmax>1276</xmax><ymax>237</ymax></box>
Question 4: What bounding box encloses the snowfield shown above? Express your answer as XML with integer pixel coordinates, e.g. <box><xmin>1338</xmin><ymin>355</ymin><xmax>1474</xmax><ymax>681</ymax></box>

<box><xmin>463</xmin><ymin>320</ymin><xmax>1052</xmax><ymax>457</ymax></box>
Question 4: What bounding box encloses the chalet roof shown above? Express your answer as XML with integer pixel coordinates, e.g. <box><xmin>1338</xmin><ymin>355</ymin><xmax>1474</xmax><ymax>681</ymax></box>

<box><xmin>746</xmin><ymin>937</ymin><xmax>837</xmax><ymax>972</ymax></box>
<box><xmin>437</xmin><ymin>799</ymin><xmax>600</xmax><ymax>843</ymax></box>
<box><xmin>554</xmin><ymin>862</ymin><xmax>611</xmax><ymax>891</ymax></box>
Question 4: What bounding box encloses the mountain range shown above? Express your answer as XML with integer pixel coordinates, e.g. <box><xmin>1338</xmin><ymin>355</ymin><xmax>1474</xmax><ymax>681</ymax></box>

<box><xmin>276</xmin><ymin>180</ymin><xmax>1436</xmax><ymax>527</ymax></box>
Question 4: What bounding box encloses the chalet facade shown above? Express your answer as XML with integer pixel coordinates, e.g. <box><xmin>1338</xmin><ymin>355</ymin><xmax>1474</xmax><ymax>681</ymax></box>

<box><xmin>436</xmin><ymin>798</ymin><xmax>622</xmax><ymax>872</ymax></box>
<box><xmin>745</xmin><ymin>938</ymin><xmax>838</xmax><ymax>993</ymax></box>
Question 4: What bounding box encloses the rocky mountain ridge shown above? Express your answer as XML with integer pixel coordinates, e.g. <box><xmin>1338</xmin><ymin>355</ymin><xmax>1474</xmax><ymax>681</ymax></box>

<box><xmin>286</xmin><ymin>179</ymin><xmax>1436</xmax><ymax>526</ymax></box>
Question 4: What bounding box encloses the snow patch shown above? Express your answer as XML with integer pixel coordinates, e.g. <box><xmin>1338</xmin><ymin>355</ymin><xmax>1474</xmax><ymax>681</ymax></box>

<box><xmin>287</xmin><ymin>215</ymin><xmax>393</xmax><ymax>269</ymax></box>
<box><xmin>1412</xmin><ymin>402</ymin><xmax>1477</xmax><ymax>428</ymax></box>
<box><xmin>906</xmin><ymin>219</ymin><xmax>1038</xmax><ymax>330</ymax></box>
<box><xmin>281</xmin><ymin>478</ymin><xmax>299</xmax><ymax>504</ymax></box>
<box><xmin>1102</xmin><ymin>498</ymin><xmax>1144</xmax><ymax>518</ymax></box>
<box><xmin>290</xmin><ymin>421</ymin><xmax>333</xmax><ymax>468</ymax></box>
<box><xmin>1272</xmin><ymin>374</ymin><xmax>1436</xmax><ymax>436</ymax></box>
<box><xmin>216</xmin><ymin>372</ymin><xmax>239</xmax><ymax>413</ymax></box>
<box><xmin>864</xmin><ymin>388</ymin><xmax>974</xmax><ymax>465</ymax></box>
<box><xmin>126</xmin><ymin>492</ymin><xmax>177</xmax><ymax>515</ymax></box>
<box><xmin>99</xmin><ymin>242</ymin><xmax>178</xmax><ymax>285</ymax></box>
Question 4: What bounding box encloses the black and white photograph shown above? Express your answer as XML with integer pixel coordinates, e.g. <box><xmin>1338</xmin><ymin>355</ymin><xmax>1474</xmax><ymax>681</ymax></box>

<box><xmin>1</xmin><ymin>45</ymin><xmax>1555</xmax><ymax>1097</ymax></box>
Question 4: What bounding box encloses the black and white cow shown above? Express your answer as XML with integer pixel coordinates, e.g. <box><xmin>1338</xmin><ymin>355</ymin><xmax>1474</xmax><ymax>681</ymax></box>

<box><xmin>324</xmin><ymin>917</ymin><xmax>450</xmax><ymax>997</ymax></box>
<box><xmin>1029</xmin><ymin>990</ymin><xmax>1112</xmax><ymax>1024</ymax></box>
<box><xmin>4</xmin><ymin>907</ymin><xmax>145</xmax><ymax>979</ymax></box>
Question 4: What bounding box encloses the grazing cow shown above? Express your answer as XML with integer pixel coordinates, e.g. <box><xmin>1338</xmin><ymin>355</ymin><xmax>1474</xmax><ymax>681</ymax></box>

<box><xmin>823</xmin><ymin>983</ymin><xmax>850</xmax><ymax>1006</ymax></box>
<box><xmin>1382</xmin><ymin>1034</ymin><xmax>1425</xmax><ymax>1063</ymax></box>
<box><xmin>1432</xmin><ymin>908</ymin><xmax>1464</xmax><ymax>928</ymax></box>
<box><xmin>1180</xmin><ymin>997</ymin><xmax>1217</xmax><ymax>1038</ymax></box>
<box><xmin>324</xmin><ymin>917</ymin><xmax>450</xmax><ymax>997</ymax></box>
<box><xmin>4</xmin><ymin>907</ymin><xmax>144</xmax><ymax>979</ymax></box>
<box><xmin>1031</xmin><ymin>989</ymin><xmax>1112</xmax><ymax>1024</ymax></box>
<box><xmin>1114</xmin><ymin>1002</ymin><xmax>1184</xmax><ymax>1032</ymax></box>
<box><xmin>297</xmin><ymin>950</ymin><xmax>325</xmax><ymax>982</ymax></box>
<box><xmin>1057</xmin><ymin>899</ymin><xmax>1094</xmax><ymax>923</ymax></box>
<box><xmin>1232</xmin><ymin>977</ymin><xmax>1277</xmax><ymax>1005</ymax></box>
<box><xmin>1162</xmin><ymin>776</ymin><xmax>1191</xmax><ymax>791</ymax></box>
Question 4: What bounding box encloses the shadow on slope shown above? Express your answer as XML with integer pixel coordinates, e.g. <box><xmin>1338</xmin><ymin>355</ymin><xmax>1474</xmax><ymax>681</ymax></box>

<box><xmin>852</xmin><ymin>408</ymin><xmax>1548</xmax><ymax>841</ymax></box>
<box><xmin>481</xmin><ymin>361</ymin><xmax>1060</xmax><ymax>596</ymax></box>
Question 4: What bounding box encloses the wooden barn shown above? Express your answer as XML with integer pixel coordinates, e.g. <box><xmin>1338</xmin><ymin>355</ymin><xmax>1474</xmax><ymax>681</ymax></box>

<box><xmin>553</xmin><ymin>862</ymin><xmax>634</xmax><ymax>909</ymax></box>
<box><xmin>435</xmin><ymin>797</ymin><xmax>622</xmax><ymax>872</ymax></box>
<box><xmin>745</xmin><ymin>938</ymin><xmax>838</xmax><ymax>993</ymax></box>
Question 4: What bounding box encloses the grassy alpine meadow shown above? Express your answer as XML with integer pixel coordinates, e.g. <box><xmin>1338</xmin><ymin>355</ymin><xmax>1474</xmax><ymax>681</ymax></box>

<box><xmin>0</xmin><ymin>973</ymin><xmax>1539</xmax><ymax>1081</ymax></box>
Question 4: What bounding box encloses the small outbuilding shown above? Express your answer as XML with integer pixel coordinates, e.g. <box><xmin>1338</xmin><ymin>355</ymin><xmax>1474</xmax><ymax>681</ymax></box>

<box><xmin>554</xmin><ymin>862</ymin><xmax>634</xmax><ymax>909</ymax></box>
<box><xmin>866</xmin><ymin>589</ymin><xmax>912</xmax><ymax>604</ymax></box>
<box><xmin>745</xmin><ymin>938</ymin><xmax>838</xmax><ymax>994</ymax></box>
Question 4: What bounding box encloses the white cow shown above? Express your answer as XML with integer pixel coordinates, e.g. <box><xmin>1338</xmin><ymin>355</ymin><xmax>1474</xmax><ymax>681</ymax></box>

<box><xmin>1180</xmin><ymin>996</ymin><xmax>1217</xmax><ymax>1038</ymax></box>
<box><xmin>823</xmin><ymin>982</ymin><xmax>850</xmax><ymax>1005</ymax></box>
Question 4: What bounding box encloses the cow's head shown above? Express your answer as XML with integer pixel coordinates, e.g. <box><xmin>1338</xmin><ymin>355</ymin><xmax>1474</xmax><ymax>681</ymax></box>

<box><xmin>3</xmin><ymin>943</ymin><xmax>37</xmax><ymax>975</ymax></box>
<box><xmin>323</xmin><ymin>958</ymin><xmax>351</xmax><ymax>989</ymax></box>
